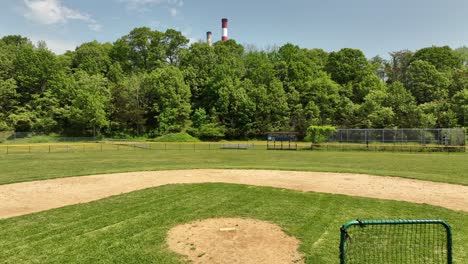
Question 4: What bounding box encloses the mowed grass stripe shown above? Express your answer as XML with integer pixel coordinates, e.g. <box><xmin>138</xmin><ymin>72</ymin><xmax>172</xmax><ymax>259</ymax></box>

<box><xmin>0</xmin><ymin>149</ymin><xmax>467</xmax><ymax>185</ymax></box>
<box><xmin>0</xmin><ymin>184</ymin><xmax>466</xmax><ymax>264</ymax></box>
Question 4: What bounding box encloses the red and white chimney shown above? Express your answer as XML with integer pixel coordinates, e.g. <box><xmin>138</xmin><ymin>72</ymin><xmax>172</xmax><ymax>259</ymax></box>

<box><xmin>222</xmin><ymin>18</ymin><xmax>228</xmax><ymax>41</ymax></box>
<box><xmin>207</xmin><ymin>31</ymin><xmax>213</xmax><ymax>47</ymax></box>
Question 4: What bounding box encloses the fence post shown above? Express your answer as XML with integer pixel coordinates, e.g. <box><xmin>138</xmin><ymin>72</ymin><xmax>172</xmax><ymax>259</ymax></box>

<box><xmin>100</xmin><ymin>143</ymin><xmax>103</xmax><ymax>152</ymax></box>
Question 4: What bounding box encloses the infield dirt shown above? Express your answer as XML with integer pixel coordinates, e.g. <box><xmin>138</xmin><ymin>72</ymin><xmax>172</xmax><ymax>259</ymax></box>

<box><xmin>1</xmin><ymin>169</ymin><xmax>467</xmax><ymax>219</ymax></box>
<box><xmin>167</xmin><ymin>218</ymin><xmax>304</xmax><ymax>264</ymax></box>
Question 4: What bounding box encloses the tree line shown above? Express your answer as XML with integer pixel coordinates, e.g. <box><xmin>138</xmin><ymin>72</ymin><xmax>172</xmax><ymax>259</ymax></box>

<box><xmin>0</xmin><ymin>28</ymin><xmax>467</xmax><ymax>139</ymax></box>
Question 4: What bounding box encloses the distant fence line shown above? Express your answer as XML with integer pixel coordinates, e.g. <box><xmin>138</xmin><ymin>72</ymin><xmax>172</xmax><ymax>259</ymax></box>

<box><xmin>0</xmin><ymin>141</ymin><xmax>465</xmax><ymax>154</ymax></box>
<box><xmin>328</xmin><ymin>128</ymin><xmax>466</xmax><ymax>146</ymax></box>
<box><xmin>0</xmin><ymin>128</ymin><xmax>466</xmax><ymax>154</ymax></box>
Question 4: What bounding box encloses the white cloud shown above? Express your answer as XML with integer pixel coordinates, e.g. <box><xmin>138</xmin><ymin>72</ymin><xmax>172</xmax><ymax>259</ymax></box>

<box><xmin>31</xmin><ymin>36</ymin><xmax>77</xmax><ymax>54</ymax></box>
<box><xmin>121</xmin><ymin>0</ymin><xmax>184</xmax><ymax>16</ymax></box>
<box><xmin>169</xmin><ymin>8</ymin><xmax>177</xmax><ymax>17</ymax></box>
<box><xmin>88</xmin><ymin>23</ymin><xmax>103</xmax><ymax>32</ymax></box>
<box><xmin>23</xmin><ymin>0</ymin><xmax>102</xmax><ymax>31</ymax></box>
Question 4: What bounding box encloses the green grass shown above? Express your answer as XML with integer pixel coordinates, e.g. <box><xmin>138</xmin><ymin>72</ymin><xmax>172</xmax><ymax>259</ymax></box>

<box><xmin>0</xmin><ymin>183</ymin><xmax>466</xmax><ymax>263</ymax></box>
<box><xmin>0</xmin><ymin>149</ymin><xmax>467</xmax><ymax>185</ymax></box>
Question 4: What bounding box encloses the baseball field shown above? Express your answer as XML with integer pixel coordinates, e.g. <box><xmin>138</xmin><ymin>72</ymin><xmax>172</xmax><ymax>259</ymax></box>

<box><xmin>0</xmin><ymin>147</ymin><xmax>467</xmax><ymax>263</ymax></box>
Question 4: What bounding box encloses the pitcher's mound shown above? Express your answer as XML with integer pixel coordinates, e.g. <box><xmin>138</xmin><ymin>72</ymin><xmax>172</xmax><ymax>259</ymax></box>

<box><xmin>167</xmin><ymin>218</ymin><xmax>304</xmax><ymax>264</ymax></box>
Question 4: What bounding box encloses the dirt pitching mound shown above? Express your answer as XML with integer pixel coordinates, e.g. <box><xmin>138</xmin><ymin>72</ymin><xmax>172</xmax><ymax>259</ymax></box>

<box><xmin>167</xmin><ymin>218</ymin><xmax>304</xmax><ymax>264</ymax></box>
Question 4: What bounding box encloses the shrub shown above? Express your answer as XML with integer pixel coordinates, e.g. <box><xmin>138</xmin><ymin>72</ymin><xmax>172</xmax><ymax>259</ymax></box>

<box><xmin>305</xmin><ymin>125</ymin><xmax>336</xmax><ymax>144</ymax></box>
<box><xmin>151</xmin><ymin>132</ymin><xmax>201</xmax><ymax>142</ymax></box>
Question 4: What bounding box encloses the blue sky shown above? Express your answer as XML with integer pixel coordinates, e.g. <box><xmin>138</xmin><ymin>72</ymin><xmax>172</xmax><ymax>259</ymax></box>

<box><xmin>1</xmin><ymin>0</ymin><xmax>468</xmax><ymax>57</ymax></box>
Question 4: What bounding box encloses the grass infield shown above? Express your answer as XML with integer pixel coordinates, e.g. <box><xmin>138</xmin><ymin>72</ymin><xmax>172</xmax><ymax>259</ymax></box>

<box><xmin>0</xmin><ymin>149</ymin><xmax>467</xmax><ymax>185</ymax></box>
<box><xmin>0</xmin><ymin>183</ymin><xmax>466</xmax><ymax>263</ymax></box>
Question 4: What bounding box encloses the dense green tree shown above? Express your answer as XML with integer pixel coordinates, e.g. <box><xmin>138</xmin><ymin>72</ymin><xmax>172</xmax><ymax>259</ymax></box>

<box><xmin>411</xmin><ymin>46</ymin><xmax>461</xmax><ymax>71</ymax></box>
<box><xmin>2</xmin><ymin>29</ymin><xmax>468</xmax><ymax>137</ymax></box>
<box><xmin>244</xmin><ymin>51</ymin><xmax>276</xmax><ymax>86</ymax></box>
<box><xmin>188</xmin><ymin>108</ymin><xmax>226</xmax><ymax>139</ymax></box>
<box><xmin>1</xmin><ymin>35</ymin><xmax>31</xmax><ymax>48</ymax></box>
<box><xmin>359</xmin><ymin>87</ymin><xmax>395</xmax><ymax>128</ymax></box>
<box><xmin>0</xmin><ymin>40</ymin><xmax>16</xmax><ymax>80</ymax></box>
<box><xmin>301</xmin><ymin>74</ymin><xmax>341</xmax><ymax>125</ymax></box>
<box><xmin>370</xmin><ymin>56</ymin><xmax>386</xmax><ymax>81</ymax></box>
<box><xmin>449</xmin><ymin>67</ymin><xmax>468</xmax><ymax>97</ymax></box>
<box><xmin>246</xmin><ymin>78</ymin><xmax>289</xmax><ymax>134</ymax></box>
<box><xmin>180</xmin><ymin>42</ymin><xmax>217</xmax><ymax>109</ymax></box>
<box><xmin>452</xmin><ymin>89</ymin><xmax>468</xmax><ymax>126</ymax></box>
<box><xmin>162</xmin><ymin>29</ymin><xmax>189</xmax><ymax>65</ymax></box>
<box><xmin>418</xmin><ymin>102</ymin><xmax>458</xmax><ymax>128</ymax></box>
<box><xmin>454</xmin><ymin>46</ymin><xmax>468</xmax><ymax>66</ymax></box>
<box><xmin>73</xmin><ymin>41</ymin><xmax>112</xmax><ymax>75</ymax></box>
<box><xmin>384</xmin><ymin>50</ymin><xmax>413</xmax><ymax>84</ymax></box>
<box><xmin>213</xmin><ymin>78</ymin><xmax>255</xmax><ymax>138</ymax></box>
<box><xmin>385</xmin><ymin>82</ymin><xmax>422</xmax><ymax>128</ymax></box>
<box><xmin>0</xmin><ymin>79</ymin><xmax>18</xmax><ymax>130</ymax></box>
<box><xmin>14</xmin><ymin>44</ymin><xmax>60</xmax><ymax>98</ymax></box>
<box><xmin>111</xmin><ymin>27</ymin><xmax>165</xmax><ymax>72</ymax></box>
<box><xmin>325</xmin><ymin>48</ymin><xmax>372</xmax><ymax>85</ymax></box>
<box><xmin>61</xmin><ymin>71</ymin><xmax>110</xmax><ymax>136</ymax></box>
<box><xmin>141</xmin><ymin>66</ymin><xmax>191</xmax><ymax>135</ymax></box>
<box><xmin>406</xmin><ymin>60</ymin><xmax>450</xmax><ymax>104</ymax></box>
<box><xmin>109</xmin><ymin>74</ymin><xmax>146</xmax><ymax>135</ymax></box>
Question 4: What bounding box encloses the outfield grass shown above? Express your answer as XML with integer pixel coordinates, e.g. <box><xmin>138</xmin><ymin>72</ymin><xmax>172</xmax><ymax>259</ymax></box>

<box><xmin>0</xmin><ymin>149</ymin><xmax>467</xmax><ymax>185</ymax></box>
<box><xmin>0</xmin><ymin>183</ymin><xmax>466</xmax><ymax>263</ymax></box>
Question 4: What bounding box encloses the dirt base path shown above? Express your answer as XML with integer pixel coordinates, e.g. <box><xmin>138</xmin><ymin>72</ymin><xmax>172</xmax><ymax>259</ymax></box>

<box><xmin>1</xmin><ymin>169</ymin><xmax>467</xmax><ymax>219</ymax></box>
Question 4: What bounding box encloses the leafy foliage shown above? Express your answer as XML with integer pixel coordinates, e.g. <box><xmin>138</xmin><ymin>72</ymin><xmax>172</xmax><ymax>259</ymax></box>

<box><xmin>151</xmin><ymin>132</ymin><xmax>200</xmax><ymax>142</ymax></box>
<box><xmin>0</xmin><ymin>31</ymin><xmax>466</xmax><ymax>138</ymax></box>
<box><xmin>305</xmin><ymin>125</ymin><xmax>337</xmax><ymax>143</ymax></box>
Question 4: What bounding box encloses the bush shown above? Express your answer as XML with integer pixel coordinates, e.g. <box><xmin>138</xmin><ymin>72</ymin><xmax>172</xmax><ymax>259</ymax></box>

<box><xmin>305</xmin><ymin>125</ymin><xmax>336</xmax><ymax>144</ymax></box>
<box><xmin>188</xmin><ymin>123</ymin><xmax>226</xmax><ymax>141</ymax></box>
<box><xmin>151</xmin><ymin>132</ymin><xmax>201</xmax><ymax>142</ymax></box>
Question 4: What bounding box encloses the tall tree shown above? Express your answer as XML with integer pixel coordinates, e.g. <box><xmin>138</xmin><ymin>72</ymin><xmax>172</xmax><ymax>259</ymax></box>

<box><xmin>62</xmin><ymin>71</ymin><xmax>110</xmax><ymax>136</ymax></box>
<box><xmin>162</xmin><ymin>29</ymin><xmax>189</xmax><ymax>65</ymax></box>
<box><xmin>325</xmin><ymin>48</ymin><xmax>372</xmax><ymax>85</ymax></box>
<box><xmin>141</xmin><ymin>66</ymin><xmax>191</xmax><ymax>135</ymax></box>
<box><xmin>0</xmin><ymin>79</ymin><xmax>18</xmax><ymax>130</ymax></box>
<box><xmin>109</xmin><ymin>74</ymin><xmax>146</xmax><ymax>135</ymax></box>
<box><xmin>73</xmin><ymin>41</ymin><xmax>112</xmax><ymax>75</ymax></box>
<box><xmin>384</xmin><ymin>50</ymin><xmax>413</xmax><ymax>84</ymax></box>
<box><xmin>111</xmin><ymin>27</ymin><xmax>165</xmax><ymax>72</ymax></box>
<box><xmin>411</xmin><ymin>46</ymin><xmax>461</xmax><ymax>71</ymax></box>
<box><xmin>451</xmin><ymin>89</ymin><xmax>468</xmax><ymax>126</ymax></box>
<box><xmin>406</xmin><ymin>60</ymin><xmax>450</xmax><ymax>104</ymax></box>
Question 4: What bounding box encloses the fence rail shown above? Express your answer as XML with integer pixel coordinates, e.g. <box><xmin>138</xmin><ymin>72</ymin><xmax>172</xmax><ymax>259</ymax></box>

<box><xmin>0</xmin><ymin>141</ymin><xmax>466</xmax><ymax>154</ymax></box>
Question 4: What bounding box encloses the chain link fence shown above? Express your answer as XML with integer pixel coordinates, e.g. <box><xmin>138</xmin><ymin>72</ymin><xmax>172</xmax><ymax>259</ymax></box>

<box><xmin>328</xmin><ymin>128</ymin><xmax>466</xmax><ymax>146</ymax></box>
<box><xmin>0</xmin><ymin>129</ymin><xmax>466</xmax><ymax>154</ymax></box>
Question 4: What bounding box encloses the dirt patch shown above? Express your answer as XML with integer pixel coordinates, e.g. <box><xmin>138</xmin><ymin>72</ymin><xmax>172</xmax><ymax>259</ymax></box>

<box><xmin>167</xmin><ymin>218</ymin><xmax>304</xmax><ymax>264</ymax></box>
<box><xmin>0</xmin><ymin>169</ymin><xmax>467</xmax><ymax>219</ymax></box>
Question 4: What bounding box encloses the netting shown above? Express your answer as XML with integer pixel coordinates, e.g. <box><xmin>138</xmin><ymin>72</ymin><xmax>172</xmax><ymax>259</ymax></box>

<box><xmin>340</xmin><ymin>220</ymin><xmax>452</xmax><ymax>264</ymax></box>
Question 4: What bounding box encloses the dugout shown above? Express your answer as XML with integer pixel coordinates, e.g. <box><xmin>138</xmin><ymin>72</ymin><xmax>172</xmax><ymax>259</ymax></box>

<box><xmin>267</xmin><ymin>132</ymin><xmax>298</xmax><ymax>150</ymax></box>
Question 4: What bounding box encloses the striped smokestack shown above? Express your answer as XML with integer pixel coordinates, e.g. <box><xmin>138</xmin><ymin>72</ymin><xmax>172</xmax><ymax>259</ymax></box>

<box><xmin>222</xmin><ymin>18</ymin><xmax>228</xmax><ymax>41</ymax></box>
<box><xmin>207</xmin><ymin>31</ymin><xmax>213</xmax><ymax>47</ymax></box>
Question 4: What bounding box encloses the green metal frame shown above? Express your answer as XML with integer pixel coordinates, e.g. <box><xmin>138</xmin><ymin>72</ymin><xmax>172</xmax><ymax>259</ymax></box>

<box><xmin>339</xmin><ymin>219</ymin><xmax>452</xmax><ymax>264</ymax></box>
